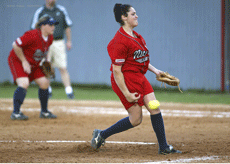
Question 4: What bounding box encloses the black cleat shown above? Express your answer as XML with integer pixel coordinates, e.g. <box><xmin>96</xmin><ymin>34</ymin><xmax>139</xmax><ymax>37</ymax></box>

<box><xmin>159</xmin><ymin>145</ymin><xmax>182</xmax><ymax>155</ymax></box>
<box><xmin>11</xmin><ymin>112</ymin><xmax>28</xmax><ymax>120</ymax></box>
<box><xmin>91</xmin><ymin>129</ymin><xmax>105</xmax><ymax>149</ymax></box>
<box><xmin>40</xmin><ymin>111</ymin><xmax>57</xmax><ymax>119</ymax></box>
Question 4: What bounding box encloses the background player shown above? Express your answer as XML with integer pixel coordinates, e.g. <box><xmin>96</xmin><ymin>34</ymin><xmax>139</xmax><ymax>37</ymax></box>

<box><xmin>8</xmin><ymin>15</ymin><xmax>58</xmax><ymax>120</ymax></box>
<box><xmin>91</xmin><ymin>3</ymin><xmax>182</xmax><ymax>155</ymax></box>
<box><xmin>31</xmin><ymin>0</ymin><xmax>75</xmax><ymax>99</ymax></box>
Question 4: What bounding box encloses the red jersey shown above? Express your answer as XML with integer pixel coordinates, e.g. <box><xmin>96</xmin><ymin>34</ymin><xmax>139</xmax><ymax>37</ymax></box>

<box><xmin>107</xmin><ymin>27</ymin><xmax>150</xmax><ymax>74</ymax></box>
<box><xmin>9</xmin><ymin>29</ymin><xmax>53</xmax><ymax>66</ymax></box>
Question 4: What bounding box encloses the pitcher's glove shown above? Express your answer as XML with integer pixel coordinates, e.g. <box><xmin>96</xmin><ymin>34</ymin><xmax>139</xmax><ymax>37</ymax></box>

<box><xmin>156</xmin><ymin>72</ymin><xmax>183</xmax><ymax>93</ymax></box>
<box><xmin>41</xmin><ymin>61</ymin><xmax>55</xmax><ymax>79</ymax></box>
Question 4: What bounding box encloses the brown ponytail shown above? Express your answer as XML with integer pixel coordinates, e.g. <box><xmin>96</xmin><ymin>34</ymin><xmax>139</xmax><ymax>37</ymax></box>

<box><xmin>113</xmin><ymin>3</ymin><xmax>132</xmax><ymax>26</ymax></box>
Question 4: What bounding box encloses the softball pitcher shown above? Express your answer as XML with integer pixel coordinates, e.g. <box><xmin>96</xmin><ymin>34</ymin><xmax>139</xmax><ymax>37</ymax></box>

<box><xmin>91</xmin><ymin>3</ymin><xmax>181</xmax><ymax>155</ymax></box>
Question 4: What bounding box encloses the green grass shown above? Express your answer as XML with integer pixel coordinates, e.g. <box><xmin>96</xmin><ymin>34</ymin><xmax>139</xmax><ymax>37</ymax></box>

<box><xmin>0</xmin><ymin>83</ymin><xmax>230</xmax><ymax>105</ymax></box>
<box><xmin>0</xmin><ymin>86</ymin><xmax>119</xmax><ymax>101</ymax></box>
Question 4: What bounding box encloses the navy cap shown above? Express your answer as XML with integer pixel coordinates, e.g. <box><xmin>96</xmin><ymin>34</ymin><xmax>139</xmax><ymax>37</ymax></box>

<box><xmin>39</xmin><ymin>15</ymin><xmax>59</xmax><ymax>26</ymax></box>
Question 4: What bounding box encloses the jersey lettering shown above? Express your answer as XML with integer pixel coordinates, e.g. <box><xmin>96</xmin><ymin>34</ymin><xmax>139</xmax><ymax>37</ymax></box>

<box><xmin>33</xmin><ymin>49</ymin><xmax>46</xmax><ymax>61</ymax></box>
<box><xmin>133</xmin><ymin>50</ymin><xmax>148</xmax><ymax>59</ymax></box>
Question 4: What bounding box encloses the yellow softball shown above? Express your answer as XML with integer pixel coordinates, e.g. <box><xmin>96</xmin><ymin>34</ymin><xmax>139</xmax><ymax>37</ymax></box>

<box><xmin>148</xmin><ymin>100</ymin><xmax>160</xmax><ymax>110</ymax></box>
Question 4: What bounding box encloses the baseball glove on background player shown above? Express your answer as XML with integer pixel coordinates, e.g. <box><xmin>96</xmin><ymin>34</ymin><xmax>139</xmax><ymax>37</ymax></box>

<box><xmin>156</xmin><ymin>72</ymin><xmax>183</xmax><ymax>93</ymax></box>
<box><xmin>39</xmin><ymin>58</ymin><xmax>55</xmax><ymax>79</ymax></box>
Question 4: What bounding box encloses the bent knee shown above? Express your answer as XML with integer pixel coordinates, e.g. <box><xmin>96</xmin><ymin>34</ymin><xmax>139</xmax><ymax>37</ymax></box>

<box><xmin>19</xmin><ymin>83</ymin><xmax>29</xmax><ymax>89</ymax></box>
<box><xmin>16</xmin><ymin>80</ymin><xmax>29</xmax><ymax>89</ymax></box>
<box><xmin>39</xmin><ymin>82</ymin><xmax>49</xmax><ymax>89</ymax></box>
<box><xmin>149</xmin><ymin>108</ymin><xmax>161</xmax><ymax>115</ymax></box>
<box><xmin>36</xmin><ymin>78</ymin><xmax>50</xmax><ymax>89</ymax></box>
<box><xmin>131</xmin><ymin>117</ymin><xmax>142</xmax><ymax>127</ymax></box>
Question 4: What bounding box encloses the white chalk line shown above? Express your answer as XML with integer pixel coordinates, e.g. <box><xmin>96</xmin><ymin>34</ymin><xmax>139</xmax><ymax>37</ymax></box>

<box><xmin>0</xmin><ymin>140</ymin><xmax>222</xmax><ymax>163</ymax></box>
<box><xmin>148</xmin><ymin>155</ymin><xmax>219</xmax><ymax>163</ymax></box>
<box><xmin>0</xmin><ymin>140</ymin><xmax>155</xmax><ymax>145</ymax></box>
<box><xmin>1</xmin><ymin>105</ymin><xmax>230</xmax><ymax>118</ymax></box>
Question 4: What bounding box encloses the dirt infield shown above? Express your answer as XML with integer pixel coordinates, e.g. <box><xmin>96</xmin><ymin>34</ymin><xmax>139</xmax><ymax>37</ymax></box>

<box><xmin>0</xmin><ymin>98</ymin><xmax>230</xmax><ymax>163</ymax></box>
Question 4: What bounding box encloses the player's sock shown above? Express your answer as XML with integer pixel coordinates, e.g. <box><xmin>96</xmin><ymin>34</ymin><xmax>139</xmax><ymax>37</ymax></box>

<box><xmin>100</xmin><ymin>117</ymin><xmax>133</xmax><ymax>139</ymax></box>
<box><xmin>150</xmin><ymin>113</ymin><xmax>168</xmax><ymax>151</ymax></box>
<box><xmin>13</xmin><ymin>87</ymin><xmax>27</xmax><ymax>114</ymax></box>
<box><xmin>38</xmin><ymin>88</ymin><xmax>49</xmax><ymax>113</ymax></box>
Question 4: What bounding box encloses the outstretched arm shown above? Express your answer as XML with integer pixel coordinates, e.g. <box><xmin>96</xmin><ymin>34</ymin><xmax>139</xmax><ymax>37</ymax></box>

<box><xmin>148</xmin><ymin>63</ymin><xmax>163</xmax><ymax>76</ymax></box>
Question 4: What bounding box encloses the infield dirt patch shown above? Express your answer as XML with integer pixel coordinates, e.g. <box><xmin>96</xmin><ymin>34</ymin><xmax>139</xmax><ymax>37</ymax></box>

<box><xmin>0</xmin><ymin>99</ymin><xmax>230</xmax><ymax>163</ymax></box>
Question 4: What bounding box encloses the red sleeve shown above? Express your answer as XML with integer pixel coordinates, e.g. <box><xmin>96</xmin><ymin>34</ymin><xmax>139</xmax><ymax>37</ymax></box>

<box><xmin>109</xmin><ymin>43</ymin><xmax>128</xmax><ymax>66</ymax></box>
<box><xmin>15</xmin><ymin>31</ymin><xmax>35</xmax><ymax>48</ymax></box>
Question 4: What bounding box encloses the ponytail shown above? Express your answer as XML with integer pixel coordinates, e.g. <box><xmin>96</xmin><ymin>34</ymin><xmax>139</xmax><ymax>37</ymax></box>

<box><xmin>113</xmin><ymin>3</ymin><xmax>132</xmax><ymax>26</ymax></box>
